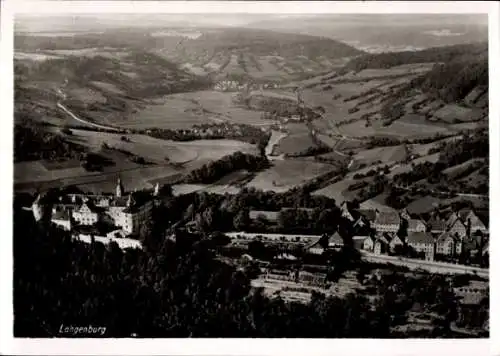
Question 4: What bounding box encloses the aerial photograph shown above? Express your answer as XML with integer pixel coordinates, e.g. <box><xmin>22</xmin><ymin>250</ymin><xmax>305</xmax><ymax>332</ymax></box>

<box><xmin>12</xmin><ymin>12</ymin><xmax>489</xmax><ymax>338</ymax></box>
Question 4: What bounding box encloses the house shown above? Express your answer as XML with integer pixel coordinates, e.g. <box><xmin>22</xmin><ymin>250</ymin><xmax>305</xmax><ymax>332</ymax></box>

<box><xmin>328</xmin><ymin>232</ymin><xmax>344</xmax><ymax>248</ymax></box>
<box><xmin>298</xmin><ymin>271</ymin><xmax>327</xmax><ymax>287</ymax></box>
<box><xmin>373</xmin><ymin>211</ymin><xmax>401</xmax><ymax>233</ymax></box>
<box><xmin>446</xmin><ymin>212</ymin><xmax>461</xmax><ymax>228</ymax></box>
<box><xmin>407</xmin><ymin>218</ymin><xmax>427</xmax><ymax>233</ymax></box>
<box><xmin>362</xmin><ymin>236</ymin><xmax>375</xmax><ymax>251</ymax></box>
<box><xmin>388</xmin><ymin>233</ymin><xmax>404</xmax><ymax>252</ymax></box>
<box><xmin>353</xmin><ymin>235</ymin><xmax>371</xmax><ymax>250</ymax></box>
<box><xmin>463</xmin><ymin>209</ymin><xmax>488</xmax><ymax>235</ymax></box>
<box><xmin>406</xmin><ymin>232</ymin><xmax>435</xmax><ymax>260</ymax></box>
<box><xmin>436</xmin><ymin>231</ymin><xmax>462</xmax><ymax>256</ymax></box>
<box><xmin>427</xmin><ymin>216</ymin><xmax>447</xmax><ymax>235</ymax></box>
<box><xmin>306</xmin><ymin>238</ymin><xmax>325</xmax><ymax>255</ymax></box>
<box><xmin>448</xmin><ymin>218</ymin><xmax>468</xmax><ymax>241</ymax></box>
<box><xmin>340</xmin><ymin>201</ymin><xmax>356</xmax><ymax>222</ymax></box>
<box><xmin>453</xmin><ymin>281</ymin><xmax>489</xmax><ymax>329</ymax></box>
<box><xmin>373</xmin><ymin>234</ymin><xmax>390</xmax><ymax>255</ymax></box>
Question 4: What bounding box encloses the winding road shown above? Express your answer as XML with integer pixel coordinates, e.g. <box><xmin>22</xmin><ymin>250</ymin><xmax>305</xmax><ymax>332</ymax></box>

<box><xmin>57</xmin><ymin>102</ymin><xmax>122</xmax><ymax>132</ymax></box>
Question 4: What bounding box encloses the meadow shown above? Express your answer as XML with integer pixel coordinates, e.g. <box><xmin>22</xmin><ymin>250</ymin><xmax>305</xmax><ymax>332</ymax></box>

<box><xmin>246</xmin><ymin>159</ymin><xmax>335</xmax><ymax>192</ymax></box>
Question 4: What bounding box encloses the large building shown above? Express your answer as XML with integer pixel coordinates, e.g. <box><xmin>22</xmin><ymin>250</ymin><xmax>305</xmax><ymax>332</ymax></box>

<box><xmin>373</xmin><ymin>211</ymin><xmax>401</xmax><ymax>233</ymax></box>
<box><xmin>44</xmin><ymin>178</ymin><xmax>157</xmax><ymax>236</ymax></box>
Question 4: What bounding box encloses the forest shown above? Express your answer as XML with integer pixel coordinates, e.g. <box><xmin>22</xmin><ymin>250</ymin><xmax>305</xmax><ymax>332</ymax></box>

<box><xmin>341</xmin><ymin>42</ymin><xmax>487</xmax><ymax>72</ymax></box>
<box><xmin>14</xmin><ymin>122</ymin><xmax>86</xmax><ymax>162</ymax></box>
<box><xmin>181</xmin><ymin>151</ymin><xmax>270</xmax><ymax>184</ymax></box>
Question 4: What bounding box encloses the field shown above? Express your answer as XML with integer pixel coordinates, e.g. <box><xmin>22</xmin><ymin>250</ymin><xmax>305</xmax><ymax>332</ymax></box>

<box><xmin>117</xmin><ymin>91</ymin><xmax>274</xmax><ymax>129</ymax></box>
<box><xmin>433</xmin><ymin>104</ymin><xmax>484</xmax><ymax>123</ymax></box>
<box><xmin>274</xmin><ymin>133</ymin><xmax>317</xmax><ymax>156</ymax></box>
<box><xmin>311</xmin><ymin>178</ymin><xmax>357</xmax><ymax>203</ymax></box>
<box><xmin>352</xmin><ymin>145</ymin><xmax>408</xmax><ymax>167</ymax></box>
<box><xmin>246</xmin><ymin>159</ymin><xmax>335</xmax><ymax>192</ymax></box>
<box><xmin>15</xmin><ymin>129</ymin><xmax>258</xmax><ymax>193</ymax></box>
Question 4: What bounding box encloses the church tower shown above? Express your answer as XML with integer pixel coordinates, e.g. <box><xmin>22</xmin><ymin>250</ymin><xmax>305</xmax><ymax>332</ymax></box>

<box><xmin>116</xmin><ymin>177</ymin><xmax>124</xmax><ymax>198</ymax></box>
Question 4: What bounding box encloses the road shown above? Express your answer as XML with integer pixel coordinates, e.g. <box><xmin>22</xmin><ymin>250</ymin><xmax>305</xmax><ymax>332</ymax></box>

<box><xmin>392</xmin><ymin>183</ymin><xmax>488</xmax><ymax>199</ymax></box>
<box><xmin>57</xmin><ymin>102</ymin><xmax>121</xmax><ymax>132</ymax></box>
<box><xmin>362</xmin><ymin>252</ymin><xmax>488</xmax><ymax>278</ymax></box>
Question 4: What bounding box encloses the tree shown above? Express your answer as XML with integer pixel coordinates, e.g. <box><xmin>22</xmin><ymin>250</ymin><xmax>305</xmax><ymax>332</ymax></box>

<box><xmin>233</xmin><ymin>209</ymin><xmax>250</xmax><ymax>230</ymax></box>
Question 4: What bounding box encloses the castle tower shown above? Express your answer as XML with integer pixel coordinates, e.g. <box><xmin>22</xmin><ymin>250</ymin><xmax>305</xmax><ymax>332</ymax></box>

<box><xmin>154</xmin><ymin>182</ymin><xmax>160</xmax><ymax>197</ymax></box>
<box><xmin>116</xmin><ymin>177</ymin><xmax>124</xmax><ymax>198</ymax></box>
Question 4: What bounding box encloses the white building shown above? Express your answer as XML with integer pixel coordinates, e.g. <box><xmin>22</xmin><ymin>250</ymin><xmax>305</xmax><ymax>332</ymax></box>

<box><xmin>44</xmin><ymin>178</ymin><xmax>155</xmax><ymax>236</ymax></box>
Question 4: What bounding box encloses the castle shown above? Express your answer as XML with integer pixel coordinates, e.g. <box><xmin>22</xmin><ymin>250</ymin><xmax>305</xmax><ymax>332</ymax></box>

<box><xmin>32</xmin><ymin>178</ymin><xmax>159</xmax><ymax>236</ymax></box>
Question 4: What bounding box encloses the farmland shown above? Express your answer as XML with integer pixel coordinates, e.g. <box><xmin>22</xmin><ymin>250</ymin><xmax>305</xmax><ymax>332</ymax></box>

<box><xmin>14</xmin><ymin>27</ymin><xmax>489</xmax><ymax>216</ymax></box>
<box><xmin>15</xmin><ymin>128</ymin><xmax>259</xmax><ymax>193</ymax></box>
<box><xmin>246</xmin><ymin>159</ymin><xmax>336</xmax><ymax>192</ymax></box>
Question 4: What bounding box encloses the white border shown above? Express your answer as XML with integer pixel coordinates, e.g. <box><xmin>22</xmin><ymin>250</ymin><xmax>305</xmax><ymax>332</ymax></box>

<box><xmin>1</xmin><ymin>1</ymin><xmax>498</xmax><ymax>356</ymax></box>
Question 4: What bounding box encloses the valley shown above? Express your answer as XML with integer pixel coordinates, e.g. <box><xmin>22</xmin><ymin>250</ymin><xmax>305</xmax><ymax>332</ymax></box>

<box><xmin>14</xmin><ymin>23</ymin><xmax>489</xmax><ymax>216</ymax></box>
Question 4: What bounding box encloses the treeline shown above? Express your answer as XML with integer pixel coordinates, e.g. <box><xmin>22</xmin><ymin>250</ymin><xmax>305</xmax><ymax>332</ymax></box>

<box><xmin>181</xmin><ymin>152</ymin><xmax>270</xmax><ymax>184</ymax></box>
<box><xmin>437</xmin><ymin>129</ymin><xmax>488</xmax><ymax>167</ymax></box>
<box><xmin>341</xmin><ymin>42</ymin><xmax>487</xmax><ymax>72</ymax></box>
<box><xmin>14</xmin><ymin>123</ymin><xmax>86</xmax><ymax>163</ymax></box>
<box><xmin>412</xmin><ymin>57</ymin><xmax>488</xmax><ymax>104</ymax></box>
<box><xmin>147</xmin><ymin>123</ymin><xmax>270</xmax><ymax>152</ymax></box>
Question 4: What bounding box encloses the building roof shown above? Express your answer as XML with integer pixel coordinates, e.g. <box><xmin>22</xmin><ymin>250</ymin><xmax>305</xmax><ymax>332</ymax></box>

<box><xmin>428</xmin><ymin>217</ymin><xmax>447</xmax><ymax>232</ymax></box>
<box><xmin>449</xmin><ymin>218</ymin><xmax>466</xmax><ymax>231</ymax></box>
<box><xmin>374</xmin><ymin>211</ymin><xmax>401</xmax><ymax>226</ymax></box>
<box><xmin>408</xmin><ymin>218</ymin><xmax>426</xmax><ymax>230</ymax></box>
<box><xmin>482</xmin><ymin>241</ymin><xmax>489</xmax><ymax>255</ymax></box>
<box><xmin>446</xmin><ymin>212</ymin><xmax>461</xmax><ymax>227</ymax></box>
<box><xmin>436</xmin><ymin>231</ymin><xmax>457</xmax><ymax>243</ymax></box>
<box><xmin>358</xmin><ymin>209</ymin><xmax>377</xmax><ymax>222</ymax></box>
<box><xmin>458</xmin><ymin>208</ymin><xmax>472</xmax><ymax>222</ymax></box>
<box><xmin>407</xmin><ymin>231</ymin><xmax>434</xmax><ymax>244</ymax></box>
<box><xmin>329</xmin><ymin>232</ymin><xmax>344</xmax><ymax>246</ymax></box>
<box><xmin>375</xmin><ymin>234</ymin><xmax>390</xmax><ymax>245</ymax></box>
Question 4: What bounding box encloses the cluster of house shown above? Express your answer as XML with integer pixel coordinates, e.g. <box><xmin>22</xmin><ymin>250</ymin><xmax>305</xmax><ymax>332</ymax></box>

<box><xmin>240</xmin><ymin>202</ymin><xmax>488</xmax><ymax>264</ymax></box>
<box><xmin>30</xmin><ymin>178</ymin><xmax>158</xmax><ymax>246</ymax></box>
<box><xmin>213</xmin><ymin>80</ymin><xmax>246</xmax><ymax>92</ymax></box>
<box><xmin>311</xmin><ymin>202</ymin><xmax>489</xmax><ymax>262</ymax></box>
<box><xmin>213</xmin><ymin>80</ymin><xmax>280</xmax><ymax>92</ymax></box>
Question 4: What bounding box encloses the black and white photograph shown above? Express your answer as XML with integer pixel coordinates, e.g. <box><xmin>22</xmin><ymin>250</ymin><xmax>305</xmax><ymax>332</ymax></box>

<box><xmin>1</xmin><ymin>0</ymin><xmax>498</xmax><ymax>354</ymax></box>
